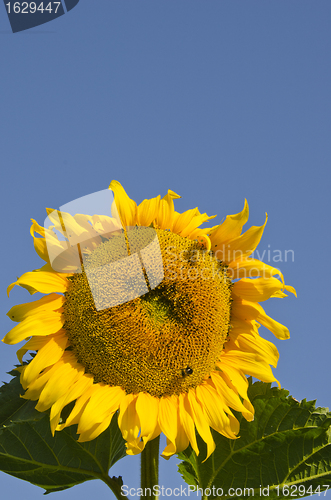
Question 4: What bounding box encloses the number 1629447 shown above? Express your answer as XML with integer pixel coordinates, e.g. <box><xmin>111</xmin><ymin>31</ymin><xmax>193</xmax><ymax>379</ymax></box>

<box><xmin>5</xmin><ymin>2</ymin><xmax>62</xmax><ymax>14</ymax></box>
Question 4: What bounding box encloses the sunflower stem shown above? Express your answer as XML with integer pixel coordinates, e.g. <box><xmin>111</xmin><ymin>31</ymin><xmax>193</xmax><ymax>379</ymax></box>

<box><xmin>103</xmin><ymin>474</ymin><xmax>125</xmax><ymax>500</ymax></box>
<box><xmin>140</xmin><ymin>436</ymin><xmax>160</xmax><ymax>499</ymax></box>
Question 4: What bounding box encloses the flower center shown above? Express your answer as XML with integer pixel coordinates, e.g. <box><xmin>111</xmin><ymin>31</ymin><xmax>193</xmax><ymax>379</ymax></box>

<box><xmin>63</xmin><ymin>229</ymin><xmax>232</xmax><ymax>397</ymax></box>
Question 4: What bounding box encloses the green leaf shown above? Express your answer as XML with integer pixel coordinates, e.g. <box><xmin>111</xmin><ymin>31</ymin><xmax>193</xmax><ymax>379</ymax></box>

<box><xmin>0</xmin><ymin>370</ymin><xmax>127</xmax><ymax>496</ymax></box>
<box><xmin>178</xmin><ymin>380</ymin><xmax>331</xmax><ymax>500</ymax></box>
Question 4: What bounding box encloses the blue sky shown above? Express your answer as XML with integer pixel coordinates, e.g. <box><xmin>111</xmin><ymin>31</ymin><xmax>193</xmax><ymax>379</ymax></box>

<box><xmin>0</xmin><ymin>1</ymin><xmax>330</xmax><ymax>498</ymax></box>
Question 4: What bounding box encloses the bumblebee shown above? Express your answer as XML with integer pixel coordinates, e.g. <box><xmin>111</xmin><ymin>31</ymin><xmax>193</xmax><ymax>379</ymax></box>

<box><xmin>181</xmin><ymin>366</ymin><xmax>193</xmax><ymax>377</ymax></box>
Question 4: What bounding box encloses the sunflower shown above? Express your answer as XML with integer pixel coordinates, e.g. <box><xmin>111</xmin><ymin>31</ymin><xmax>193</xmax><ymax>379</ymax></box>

<box><xmin>3</xmin><ymin>181</ymin><xmax>295</xmax><ymax>460</ymax></box>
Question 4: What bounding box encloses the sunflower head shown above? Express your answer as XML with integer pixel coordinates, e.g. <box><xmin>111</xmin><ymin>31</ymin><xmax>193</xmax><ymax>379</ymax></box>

<box><xmin>3</xmin><ymin>181</ymin><xmax>296</xmax><ymax>459</ymax></box>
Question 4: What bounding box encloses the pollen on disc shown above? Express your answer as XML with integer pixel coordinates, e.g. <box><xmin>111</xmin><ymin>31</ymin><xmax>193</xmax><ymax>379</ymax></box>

<box><xmin>63</xmin><ymin>229</ymin><xmax>232</xmax><ymax>397</ymax></box>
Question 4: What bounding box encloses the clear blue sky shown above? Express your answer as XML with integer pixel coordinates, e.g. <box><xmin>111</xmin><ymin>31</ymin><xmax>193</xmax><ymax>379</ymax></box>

<box><xmin>0</xmin><ymin>1</ymin><xmax>330</xmax><ymax>498</ymax></box>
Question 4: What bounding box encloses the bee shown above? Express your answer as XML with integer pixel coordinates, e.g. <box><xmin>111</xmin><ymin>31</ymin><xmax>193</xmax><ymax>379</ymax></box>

<box><xmin>182</xmin><ymin>366</ymin><xmax>193</xmax><ymax>377</ymax></box>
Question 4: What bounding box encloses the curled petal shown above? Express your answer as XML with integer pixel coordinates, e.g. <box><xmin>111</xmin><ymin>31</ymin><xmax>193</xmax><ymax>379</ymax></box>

<box><xmin>210</xmin><ymin>199</ymin><xmax>249</xmax><ymax>246</ymax></box>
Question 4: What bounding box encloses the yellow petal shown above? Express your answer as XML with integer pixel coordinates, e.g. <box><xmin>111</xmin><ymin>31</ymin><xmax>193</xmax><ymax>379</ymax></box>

<box><xmin>228</xmin><ymin>320</ymin><xmax>279</xmax><ymax>368</ymax></box>
<box><xmin>210</xmin><ymin>199</ymin><xmax>249</xmax><ymax>246</ymax></box>
<box><xmin>94</xmin><ymin>214</ymin><xmax>122</xmax><ymax>234</ymax></box>
<box><xmin>78</xmin><ymin>413</ymin><xmax>115</xmax><ymax>442</ymax></box>
<box><xmin>175</xmin><ymin>427</ymin><xmax>190</xmax><ymax>453</ymax></box>
<box><xmin>210</xmin><ymin>372</ymin><xmax>248</xmax><ymax>414</ymax></box>
<box><xmin>21</xmin><ymin>333</ymin><xmax>69</xmax><ymax>389</ymax></box>
<box><xmin>109</xmin><ymin>180</ymin><xmax>137</xmax><ymax>228</ymax></box>
<box><xmin>257</xmin><ymin>311</ymin><xmax>291</xmax><ymax>340</ymax></box>
<box><xmin>60</xmin><ymin>212</ymin><xmax>94</xmax><ymax>241</ymax></box>
<box><xmin>135</xmin><ymin>392</ymin><xmax>160</xmax><ymax>445</ymax></box>
<box><xmin>222</xmin><ymin>350</ymin><xmax>278</xmax><ymax>384</ymax></box>
<box><xmin>156</xmin><ymin>190</ymin><xmax>181</xmax><ymax>230</ymax></box>
<box><xmin>213</xmin><ymin>215</ymin><xmax>267</xmax><ymax>264</ymax></box>
<box><xmin>30</xmin><ymin>217</ymin><xmax>81</xmax><ymax>272</ymax></box>
<box><xmin>189</xmin><ymin>225</ymin><xmax>216</xmax><ymax>241</ymax></box>
<box><xmin>217</xmin><ymin>363</ymin><xmax>248</xmax><ymax>400</ymax></box>
<box><xmin>158</xmin><ymin>396</ymin><xmax>178</xmax><ymax>448</ymax></box>
<box><xmin>16</xmin><ymin>333</ymin><xmax>58</xmax><ymax>364</ymax></box>
<box><xmin>7</xmin><ymin>294</ymin><xmax>64</xmax><ymax>323</ymax></box>
<box><xmin>179</xmin><ymin>212</ymin><xmax>216</xmax><ymax>239</ymax></box>
<box><xmin>232</xmin><ymin>277</ymin><xmax>295</xmax><ymax>302</ymax></box>
<box><xmin>69</xmin><ymin>213</ymin><xmax>101</xmax><ymax>237</ymax></box>
<box><xmin>278</xmin><ymin>285</ymin><xmax>297</xmax><ymax>297</ymax></box>
<box><xmin>230</xmin><ymin>317</ymin><xmax>254</xmax><ymax>335</ymax></box>
<box><xmin>161</xmin><ymin>425</ymin><xmax>189</xmax><ymax>459</ymax></box>
<box><xmin>3</xmin><ymin>310</ymin><xmax>64</xmax><ymax>345</ymax></box>
<box><xmin>172</xmin><ymin>208</ymin><xmax>199</xmax><ymax>234</ymax></box>
<box><xmin>20</xmin><ymin>366</ymin><xmax>53</xmax><ymax>400</ymax></box>
<box><xmin>178</xmin><ymin>393</ymin><xmax>199</xmax><ymax>455</ymax></box>
<box><xmin>57</xmin><ymin>384</ymin><xmax>97</xmax><ymax>430</ymax></box>
<box><xmin>159</xmin><ymin>395</ymin><xmax>189</xmax><ymax>459</ymax></box>
<box><xmin>118</xmin><ymin>394</ymin><xmax>140</xmax><ymax>444</ymax></box>
<box><xmin>50</xmin><ymin>373</ymin><xmax>94</xmax><ymax>435</ymax></box>
<box><xmin>187</xmin><ymin>389</ymin><xmax>215</xmax><ymax>460</ymax></box>
<box><xmin>125</xmin><ymin>440</ymin><xmax>145</xmax><ymax>456</ymax></box>
<box><xmin>35</xmin><ymin>355</ymin><xmax>84</xmax><ymax>412</ymax></box>
<box><xmin>30</xmin><ymin>218</ymin><xmax>46</xmax><ymax>238</ymax></box>
<box><xmin>45</xmin><ymin>209</ymin><xmax>91</xmax><ymax>243</ymax></box>
<box><xmin>196</xmin><ymin>233</ymin><xmax>212</xmax><ymax>252</ymax></box>
<box><xmin>231</xmin><ymin>298</ymin><xmax>290</xmax><ymax>339</ymax></box>
<box><xmin>137</xmin><ymin>195</ymin><xmax>161</xmax><ymax>227</ymax></box>
<box><xmin>216</xmin><ymin>363</ymin><xmax>254</xmax><ymax>420</ymax></box>
<box><xmin>162</xmin><ymin>189</ymin><xmax>181</xmax><ymax>209</ymax></box>
<box><xmin>7</xmin><ymin>271</ymin><xmax>68</xmax><ymax>296</ymax></box>
<box><xmin>30</xmin><ymin>219</ymin><xmax>49</xmax><ymax>263</ymax></box>
<box><xmin>78</xmin><ymin>384</ymin><xmax>125</xmax><ymax>432</ymax></box>
<box><xmin>195</xmin><ymin>383</ymin><xmax>238</xmax><ymax>439</ymax></box>
<box><xmin>228</xmin><ymin>258</ymin><xmax>284</xmax><ymax>283</ymax></box>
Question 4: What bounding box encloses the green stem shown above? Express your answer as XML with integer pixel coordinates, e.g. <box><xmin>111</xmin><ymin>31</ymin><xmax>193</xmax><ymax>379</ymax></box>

<box><xmin>102</xmin><ymin>474</ymin><xmax>125</xmax><ymax>500</ymax></box>
<box><xmin>140</xmin><ymin>436</ymin><xmax>160</xmax><ymax>499</ymax></box>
